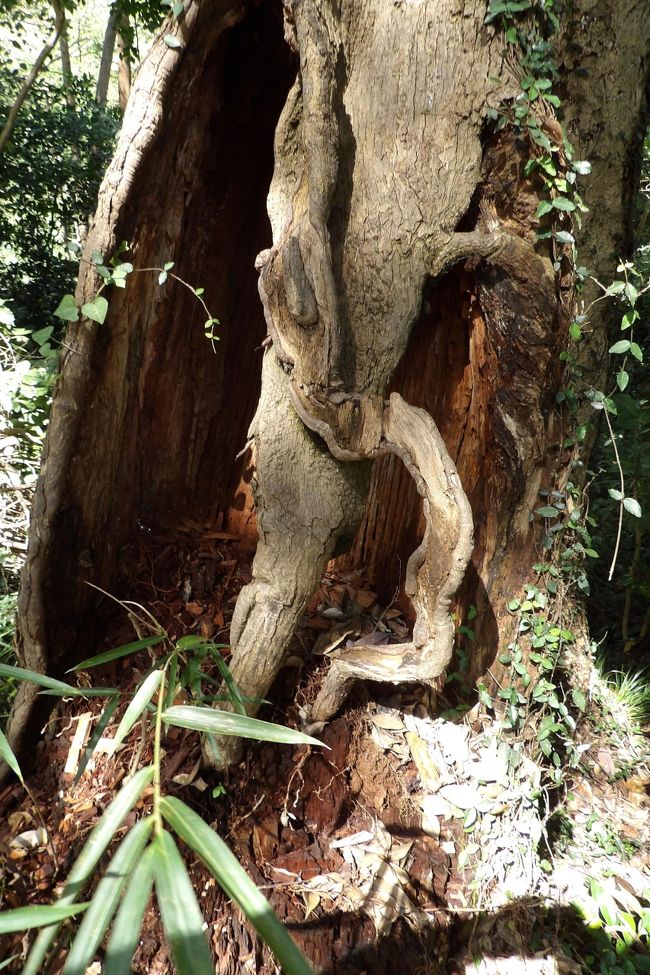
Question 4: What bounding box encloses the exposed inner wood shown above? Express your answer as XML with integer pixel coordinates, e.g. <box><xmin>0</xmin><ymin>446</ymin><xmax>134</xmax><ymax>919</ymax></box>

<box><xmin>204</xmin><ymin>0</ymin><xmax>524</xmax><ymax>766</ymax></box>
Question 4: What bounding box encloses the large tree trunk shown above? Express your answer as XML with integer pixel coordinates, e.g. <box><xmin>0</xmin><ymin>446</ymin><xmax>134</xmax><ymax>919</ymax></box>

<box><xmin>7</xmin><ymin>0</ymin><xmax>650</xmax><ymax>968</ymax></box>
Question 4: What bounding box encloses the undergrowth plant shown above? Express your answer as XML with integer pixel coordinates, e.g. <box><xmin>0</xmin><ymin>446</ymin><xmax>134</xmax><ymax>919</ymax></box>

<box><xmin>0</xmin><ymin>608</ymin><xmax>321</xmax><ymax>975</ymax></box>
<box><xmin>54</xmin><ymin>244</ymin><xmax>220</xmax><ymax>347</ymax></box>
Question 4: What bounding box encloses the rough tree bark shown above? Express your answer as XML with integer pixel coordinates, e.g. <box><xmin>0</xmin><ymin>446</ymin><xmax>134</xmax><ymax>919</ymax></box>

<box><xmin>8</xmin><ymin>0</ymin><xmax>649</xmax><ymax>763</ymax></box>
<box><xmin>5</xmin><ymin>0</ymin><xmax>650</xmax><ymax>965</ymax></box>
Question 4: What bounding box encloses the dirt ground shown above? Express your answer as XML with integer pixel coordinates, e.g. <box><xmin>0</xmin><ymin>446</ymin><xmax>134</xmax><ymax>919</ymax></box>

<box><xmin>1</xmin><ymin>525</ymin><xmax>649</xmax><ymax>974</ymax></box>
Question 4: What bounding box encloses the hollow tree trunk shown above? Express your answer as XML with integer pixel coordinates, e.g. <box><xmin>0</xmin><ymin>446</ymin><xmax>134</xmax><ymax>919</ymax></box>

<box><xmin>6</xmin><ymin>0</ymin><xmax>650</xmax><ymax>965</ymax></box>
<box><xmin>7</xmin><ymin>0</ymin><xmax>648</xmax><ymax>763</ymax></box>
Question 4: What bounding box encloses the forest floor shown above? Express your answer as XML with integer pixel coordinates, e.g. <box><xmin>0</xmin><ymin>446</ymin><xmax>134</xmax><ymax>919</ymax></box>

<box><xmin>1</xmin><ymin>525</ymin><xmax>649</xmax><ymax>974</ymax></box>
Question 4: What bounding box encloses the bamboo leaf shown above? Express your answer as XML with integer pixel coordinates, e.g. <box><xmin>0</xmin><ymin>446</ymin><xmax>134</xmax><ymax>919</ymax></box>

<box><xmin>74</xmin><ymin>696</ymin><xmax>121</xmax><ymax>785</ymax></box>
<box><xmin>109</xmin><ymin>670</ymin><xmax>163</xmax><ymax>755</ymax></box>
<box><xmin>0</xmin><ymin>663</ymin><xmax>87</xmax><ymax>695</ymax></box>
<box><xmin>208</xmin><ymin>649</ymin><xmax>247</xmax><ymax>715</ymax></box>
<box><xmin>152</xmin><ymin>831</ymin><xmax>214</xmax><ymax>975</ymax></box>
<box><xmin>69</xmin><ymin>635</ymin><xmax>166</xmax><ymax>672</ymax></box>
<box><xmin>0</xmin><ymin>903</ymin><xmax>90</xmax><ymax>934</ymax></box>
<box><xmin>162</xmin><ymin>705</ymin><xmax>327</xmax><ymax>747</ymax></box>
<box><xmin>104</xmin><ymin>845</ymin><xmax>156</xmax><ymax>975</ymax></box>
<box><xmin>22</xmin><ymin>766</ymin><xmax>154</xmax><ymax>975</ymax></box>
<box><xmin>161</xmin><ymin>797</ymin><xmax>315</xmax><ymax>975</ymax></box>
<box><xmin>39</xmin><ymin>687</ymin><xmax>120</xmax><ymax>698</ymax></box>
<box><xmin>63</xmin><ymin>818</ymin><xmax>154</xmax><ymax>975</ymax></box>
<box><xmin>0</xmin><ymin>726</ymin><xmax>23</xmax><ymax>782</ymax></box>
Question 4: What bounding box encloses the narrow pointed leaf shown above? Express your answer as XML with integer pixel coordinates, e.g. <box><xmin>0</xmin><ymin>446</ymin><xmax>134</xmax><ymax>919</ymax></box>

<box><xmin>162</xmin><ymin>705</ymin><xmax>327</xmax><ymax>747</ymax></box>
<box><xmin>109</xmin><ymin>669</ymin><xmax>163</xmax><ymax>755</ymax></box>
<box><xmin>104</xmin><ymin>845</ymin><xmax>156</xmax><ymax>975</ymax></box>
<box><xmin>164</xmin><ymin>653</ymin><xmax>179</xmax><ymax>709</ymax></box>
<box><xmin>0</xmin><ymin>726</ymin><xmax>23</xmax><ymax>782</ymax></box>
<box><xmin>161</xmin><ymin>797</ymin><xmax>315</xmax><ymax>975</ymax></box>
<box><xmin>208</xmin><ymin>650</ymin><xmax>246</xmax><ymax>715</ymax></box>
<box><xmin>63</xmin><ymin>818</ymin><xmax>154</xmax><ymax>975</ymax></box>
<box><xmin>152</xmin><ymin>831</ymin><xmax>213</xmax><ymax>975</ymax></box>
<box><xmin>0</xmin><ymin>903</ymin><xmax>90</xmax><ymax>934</ymax></box>
<box><xmin>39</xmin><ymin>687</ymin><xmax>120</xmax><ymax>698</ymax></box>
<box><xmin>69</xmin><ymin>635</ymin><xmax>166</xmax><ymax>672</ymax></box>
<box><xmin>22</xmin><ymin>766</ymin><xmax>154</xmax><ymax>975</ymax></box>
<box><xmin>0</xmin><ymin>663</ymin><xmax>85</xmax><ymax>695</ymax></box>
<box><xmin>73</xmin><ymin>695</ymin><xmax>121</xmax><ymax>785</ymax></box>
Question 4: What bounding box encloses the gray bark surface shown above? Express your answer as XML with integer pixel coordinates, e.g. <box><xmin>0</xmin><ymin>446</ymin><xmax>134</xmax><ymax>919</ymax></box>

<box><xmin>6</xmin><ymin>0</ymin><xmax>650</xmax><ymax>795</ymax></box>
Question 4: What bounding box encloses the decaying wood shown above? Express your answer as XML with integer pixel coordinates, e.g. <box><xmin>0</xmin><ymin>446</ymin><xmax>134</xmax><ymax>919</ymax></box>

<box><xmin>7</xmin><ymin>0</ymin><xmax>649</xmax><ymax>797</ymax></box>
<box><xmin>204</xmin><ymin>0</ymin><xmax>526</xmax><ymax>764</ymax></box>
<box><xmin>203</xmin><ymin>351</ymin><xmax>369</xmax><ymax>768</ymax></box>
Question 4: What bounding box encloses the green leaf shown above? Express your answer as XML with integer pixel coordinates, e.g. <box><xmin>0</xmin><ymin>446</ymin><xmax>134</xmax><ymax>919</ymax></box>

<box><xmin>0</xmin><ymin>663</ymin><xmax>91</xmax><ymax>697</ymax></box>
<box><xmin>158</xmin><ymin>270</ymin><xmax>168</xmax><ymax>285</ymax></box>
<box><xmin>22</xmin><ymin>766</ymin><xmax>154</xmax><ymax>975</ymax></box>
<box><xmin>609</xmin><ymin>340</ymin><xmax>630</xmax><ymax>355</ymax></box>
<box><xmin>571</xmin><ymin>160</ymin><xmax>592</xmax><ymax>175</ymax></box>
<box><xmin>54</xmin><ymin>294</ymin><xmax>79</xmax><ymax>322</ymax></box>
<box><xmin>554</xmin><ymin>230</ymin><xmax>575</xmax><ymax>244</ymax></box>
<box><xmin>162</xmin><ymin>705</ymin><xmax>327</xmax><ymax>747</ymax></box>
<box><xmin>109</xmin><ymin>669</ymin><xmax>163</xmax><ymax>755</ymax></box>
<box><xmin>104</xmin><ymin>846</ymin><xmax>156</xmax><ymax>975</ymax></box>
<box><xmin>39</xmin><ymin>687</ymin><xmax>120</xmax><ymax>698</ymax></box>
<box><xmin>536</xmin><ymin>199</ymin><xmax>553</xmax><ymax>217</ymax></box>
<box><xmin>74</xmin><ymin>696</ymin><xmax>121</xmax><ymax>785</ymax></box>
<box><xmin>608</xmin><ymin>488</ymin><xmax>623</xmax><ymax>501</ymax></box>
<box><xmin>571</xmin><ymin>689</ymin><xmax>587</xmax><ymax>711</ymax></box>
<box><xmin>607</xmin><ymin>280</ymin><xmax>626</xmax><ymax>295</ymax></box>
<box><xmin>81</xmin><ymin>296</ymin><xmax>109</xmax><ymax>325</ymax></box>
<box><xmin>621</xmin><ymin>309</ymin><xmax>639</xmax><ymax>330</ymax></box>
<box><xmin>163</xmin><ymin>34</ymin><xmax>182</xmax><ymax>48</ymax></box>
<box><xmin>153</xmin><ymin>831</ymin><xmax>214</xmax><ymax>975</ymax></box>
<box><xmin>0</xmin><ymin>903</ymin><xmax>91</xmax><ymax>934</ymax></box>
<box><xmin>552</xmin><ymin>196</ymin><xmax>576</xmax><ymax>211</ymax></box>
<box><xmin>569</xmin><ymin>322</ymin><xmax>582</xmax><ymax>341</ymax></box>
<box><xmin>630</xmin><ymin>341</ymin><xmax>643</xmax><ymax>362</ymax></box>
<box><xmin>164</xmin><ymin>261</ymin><xmax>175</xmax><ymax>271</ymax></box>
<box><xmin>63</xmin><ymin>818</ymin><xmax>154</xmax><ymax>975</ymax></box>
<box><xmin>172</xmin><ymin>0</ymin><xmax>184</xmax><ymax>15</ymax></box>
<box><xmin>208</xmin><ymin>650</ymin><xmax>247</xmax><ymax>715</ymax></box>
<box><xmin>604</xmin><ymin>397</ymin><xmax>617</xmax><ymax>415</ymax></box>
<box><xmin>70</xmin><ymin>635</ymin><xmax>166</xmax><ymax>672</ymax></box>
<box><xmin>617</xmin><ymin>369</ymin><xmax>629</xmax><ymax>391</ymax></box>
<box><xmin>91</xmin><ymin>250</ymin><xmax>104</xmax><ymax>265</ymax></box>
<box><xmin>0</xmin><ymin>726</ymin><xmax>23</xmax><ymax>782</ymax></box>
<box><xmin>32</xmin><ymin>326</ymin><xmax>54</xmax><ymax>347</ymax></box>
<box><xmin>623</xmin><ymin>497</ymin><xmax>642</xmax><ymax>518</ymax></box>
<box><xmin>624</xmin><ymin>282</ymin><xmax>638</xmax><ymax>305</ymax></box>
<box><xmin>161</xmin><ymin>797</ymin><xmax>315</xmax><ymax>975</ymax></box>
<box><xmin>536</xmin><ymin>506</ymin><xmax>560</xmax><ymax>518</ymax></box>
